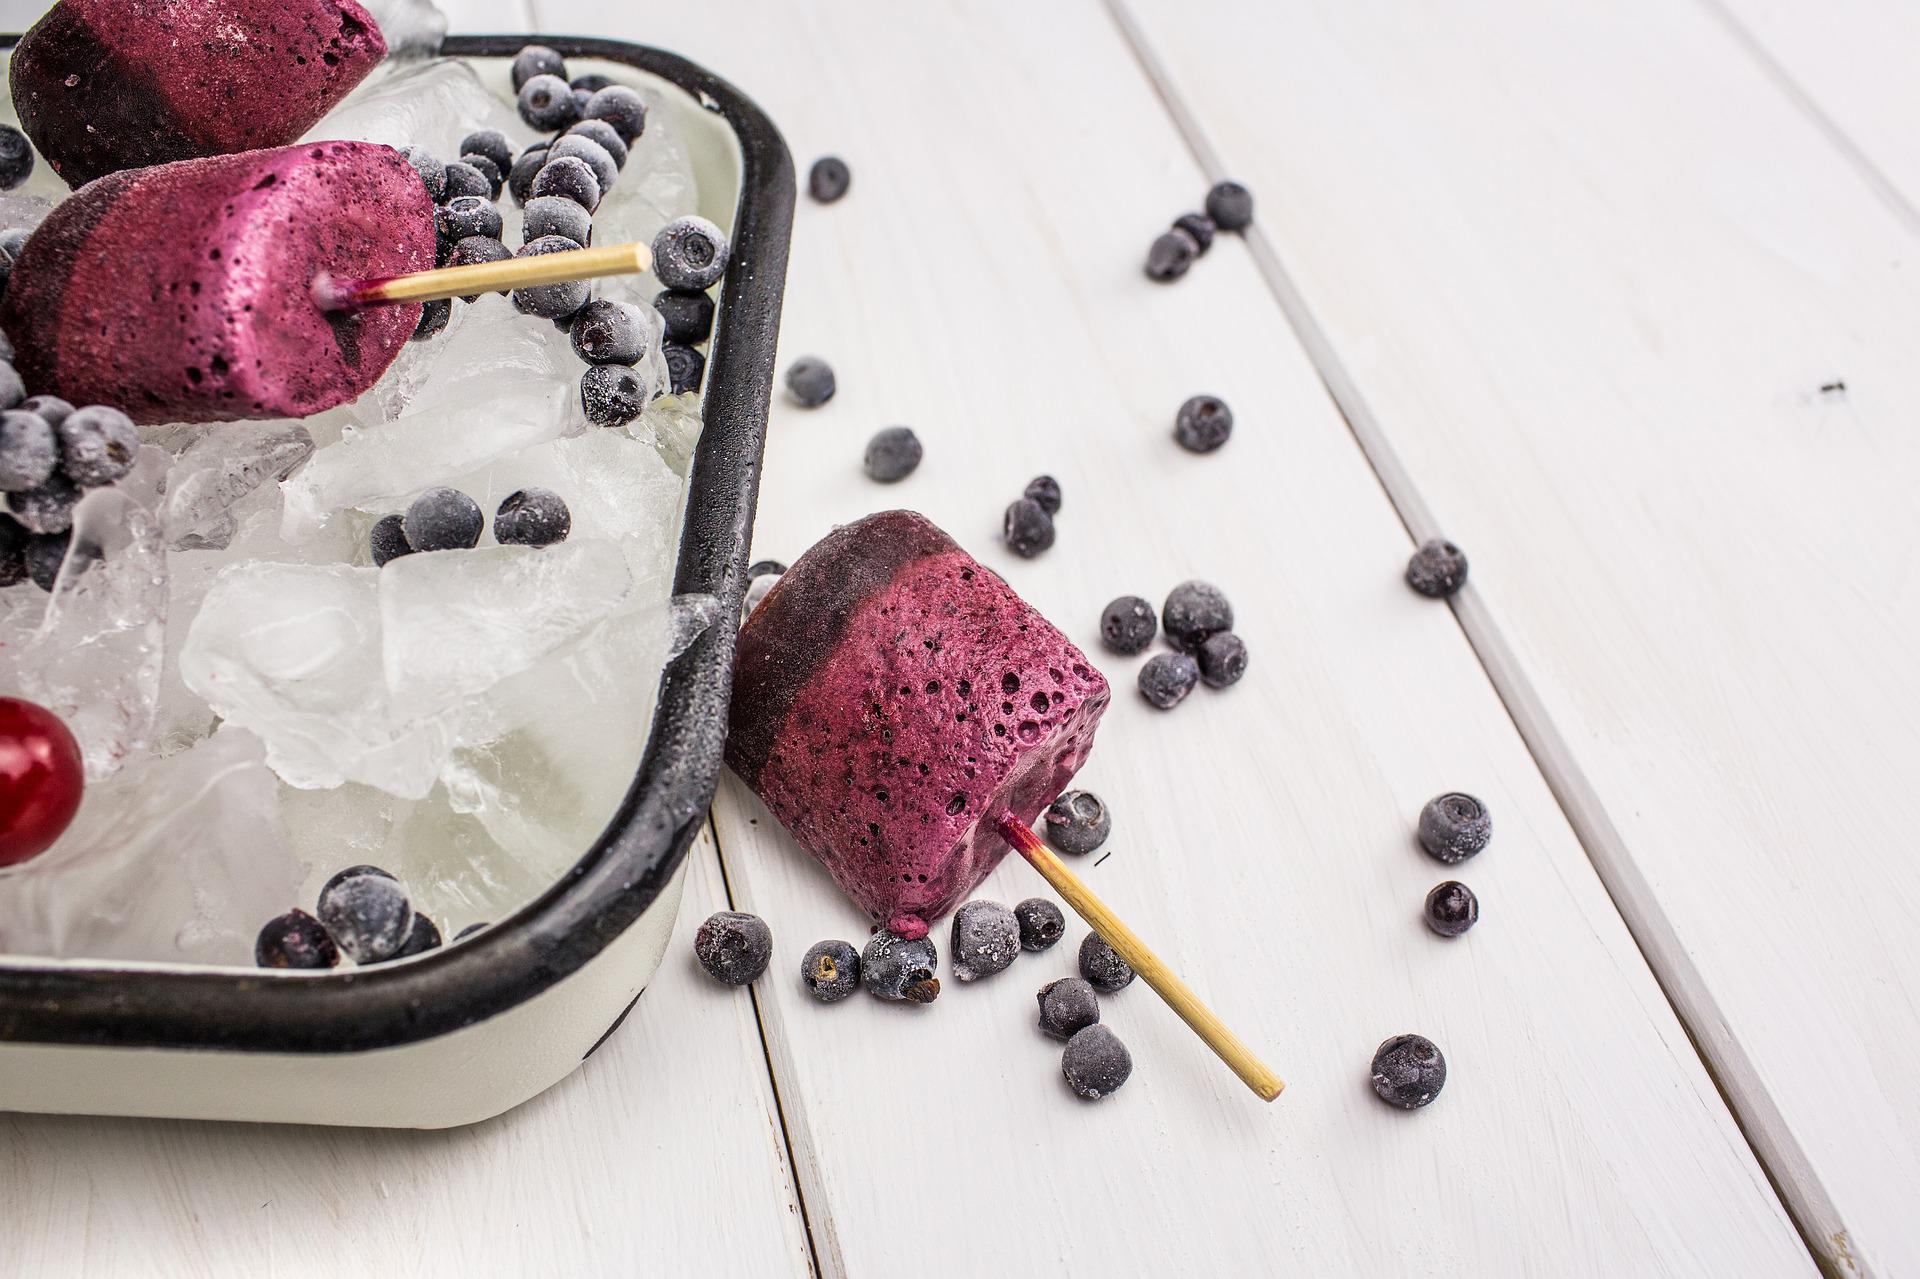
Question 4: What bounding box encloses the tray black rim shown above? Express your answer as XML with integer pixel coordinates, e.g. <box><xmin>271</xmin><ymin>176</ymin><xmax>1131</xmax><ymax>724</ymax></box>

<box><xmin>0</xmin><ymin>33</ymin><xmax>793</xmax><ymax>1054</ymax></box>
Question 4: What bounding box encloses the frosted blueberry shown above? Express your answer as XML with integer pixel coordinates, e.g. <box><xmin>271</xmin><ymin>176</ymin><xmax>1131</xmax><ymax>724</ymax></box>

<box><xmin>1197</xmin><ymin>632</ymin><xmax>1248</xmax><ymax>688</ymax></box>
<box><xmin>316</xmin><ymin>872</ymin><xmax>414</xmax><ymax>964</ymax></box>
<box><xmin>785</xmin><ymin>356</ymin><xmax>836</xmax><ymax>408</ymax></box>
<box><xmin>1043</xmin><ymin>790</ymin><xmax>1111</xmax><ymax>856</ymax></box>
<box><xmin>1371</xmin><ymin>1033</ymin><xmax>1446</xmax><ymax>1109</ymax></box>
<box><xmin>1015</xmin><ymin>897</ymin><xmax>1066</xmax><ymax>952</ymax></box>
<box><xmin>1174</xmin><ymin>394</ymin><xmax>1233</xmax><ymax>454</ymax></box>
<box><xmin>1162</xmin><ymin>580</ymin><xmax>1233</xmax><ymax>650</ymax></box>
<box><xmin>402</xmin><ymin>487</ymin><xmax>484</xmax><ymax>553</ymax></box>
<box><xmin>1418</xmin><ymin>792</ymin><xmax>1491</xmax><ymax>864</ymax></box>
<box><xmin>1424</xmin><ymin>881</ymin><xmax>1479</xmax><ymax>937</ymax></box>
<box><xmin>1138</xmin><ymin>651</ymin><xmax>1199</xmax><ymax>709</ymax></box>
<box><xmin>652</xmin><ymin>216</ymin><xmax>730</xmax><ymax>291</ymax></box>
<box><xmin>1100</xmin><ymin>595</ymin><xmax>1157</xmax><ymax>655</ymax></box>
<box><xmin>1078</xmin><ymin>932</ymin><xmax>1135</xmax><ymax>993</ymax></box>
<box><xmin>1063</xmin><ymin>1024</ymin><xmax>1133</xmax><ymax>1099</ymax></box>
<box><xmin>1205</xmin><ymin>180</ymin><xmax>1255</xmax><ymax>231</ymax></box>
<box><xmin>1406</xmin><ymin>538</ymin><xmax>1469</xmax><ymax>598</ymax></box>
<box><xmin>494</xmin><ymin>488</ymin><xmax>572</xmax><ymax>548</ymax></box>
<box><xmin>254</xmin><ymin>908</ymin><xmax>340</xmax><ymax>969</ymax></box>
<box><xmin>1037</xmin><ymin>976</ymin><xmax>1101</xmax><ymax>1040</ymax></box>
<box><xmin>863</xmin><ymin>426</ymin><xmax>923</xmax><ymax>483</ymax></box>
<box><xmin>950</xmin><ymin>899</ymin><xmax>1020</xmax><ymax>982</ymax></box>
<box><xmin>1003</xmin><ymin>497</ymin><xmax>1054</xmax><ymax>557</ymax></box>
<box><xmin>800</xmin><ymin>939</ymin><xmax>861</xmax><ymax>1003</ymax></box>
<box><xmin>694</xmin><ymin>911</ymin><xmax>772</xmax><ymax>985</ymax></box>
<box><xmin>862</xmin><ymin>930</ymin><xmax>940</xmax><ymax>1003</ymax></box>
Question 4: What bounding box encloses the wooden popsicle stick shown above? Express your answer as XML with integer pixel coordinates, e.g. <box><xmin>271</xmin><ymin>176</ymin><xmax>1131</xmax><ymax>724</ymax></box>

<box><xmin>998</xmin><ymin>813</ymin><xmax>1285</xmax><ymax>1102</ymax></box>
<box><xmin>314</xmin><ymin>241</ymin><xmax>653</xmax><ymax>311</ymax></box>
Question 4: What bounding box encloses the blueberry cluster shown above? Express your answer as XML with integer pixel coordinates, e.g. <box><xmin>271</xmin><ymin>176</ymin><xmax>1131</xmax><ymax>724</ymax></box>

<box><xmin>0</xmin><ymin>358</ymin><xmax>137</xmax><ymax>593</ymax></box>
<box><xmin>1145</xmin><ymin>180</ymin><xmax>1254</xmax><ymax>283</ymax></box>
<box><xmin>1038</xmin><ymin>966</ymin><xmax>1134</xmax><ymax>1100</ymax></box>
<box><xmin>1093</xmin><ymin>581</ymin><xmax>1249</xmax><ymax>710</ymax></box>
<box><xmin>254</xmin><ymin>864</ymin><xmax>470</xmax><ymax>969</ymax></box>
<box><xmin>1003</xmin><ymin>472</ymin><xmax>1062</xmax><ymax>559</ymax></box>
<box><xmin>370</xmin><ymin>484</ymin><xmax>572</xmax><ymax>565</ymax></box>
<box><xmin>1416</xmin><ymin>791</ymin><xmax>1488</xmax><ymax>938</ymax></box>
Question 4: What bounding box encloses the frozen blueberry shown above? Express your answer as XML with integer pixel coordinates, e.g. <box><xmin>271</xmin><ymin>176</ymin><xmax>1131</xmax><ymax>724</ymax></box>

<box><xmin>511</xmin><ymin>235</ymin><xmax>592</xmax><ymax>318</ymax></box>
<box><xmin>662</xmin><ymin>342</ymin><xmax>706</xmax><ymax>395</ymax></box>
<box><xmin>1099</xmin><ymin>595</ymin><xmax>1157</xmax><ymax>655</ymax></box>
<box><xmin>523</xmin><ymin>195</ymin><xmax>593</xmax><ymax>249</ymax></box>
<box><xmin>23</xmin><ymin>530</ymin><xmax>70</xmax><ymax>591</ymax></box>
<box><xmin>1014</xmin><ymin>897</ymin><xmax>1066</xmax><ymax>952</ymax></box>
<box><xmin>458</xmin><ymin>128</ymin><xmax>514</xmax><ymax>174</ymax></box>
<box><xmin>1063</xmin><ymin>1024</ymin><xmax>1133</xmax><ymax>1100</ymax></box>
<box><xmin>808</xmin><ymin>156</ymin><xmax>851</xmax><ymax>203</ymax></box>
<box><xmin>0</xmin><ymin>125</ymin><xmax>34</xmax><ymax>191</ymax></box>
<box><xmin>436</xmin><ymin>194</ymin><xmax>502</xmax><ymax>243</ymax></box>
<box><xmin>1078</xmin><ymin>933</ymin><xmax>1135</xmax><ymax>993</ymax></box>
<box><xmin>412</xmin><ymin>297</ymin><xmax>451</xmax><ymax>341</ymax></box>
<box><xmin>1371</xmin><ymin>1033</ymin><xmax>1446</xmax><ymax>1109</ymax></box>
<box><xmin>549</xmin><ymin>136</ymin><xmax>618</xmax><ymax>197</ymax></box>
<box><xmin>581</xmin><ymin>364</ymin><xmax>645</xmax><ymax>425</ymax></box>
<box><xmin>1023</xmin><ymin>474</ymin><xmax>1062</xmax><ymax>515</ymax></box>
<box><xmin>570</xmin><ymin>299</ymin><xmax>647</xmax><ymax>365</ymax></box>
<box><xmin>1418</xmin><ymin>792</ymin><xmax>1491</xmax><ymax>864</ymax></box>
<box><xmin>511</xmin><ymin>43</ymin><xmax>567</xmax><ymax>91</ymax></box>
<box><xmin>381</xmin><ymin>913</ymin><xmax>442</xmax><ymax>961</ymax></box>
<box><xmin>748</xmin><ymin>558</ymin><xmax>787</xmax><ymax>580</ymax></box>
<box><xmin>22</xmin><ymin>395</ymin><xmax>74</xmax><ymax>428</ymax></box>
<box><xmin>1197</xmin><ymin>631</ymin><xmax>1248</xmax><ymax>688</ymax></box>
<box><xmin>1145</xmin><ymin>227</ymin><xmax>1200</xmax><ymax>282</ymax></box>
<box><xmin>54</xmin><ymin>405</ymin><xmax>137</xmax><ymax>488</ymax></box>
<box><xmin>742</xmin><ymin>562</ymin><xmax>784</xmax><ymax>621</ymax></box>
<box><xmin>1138</xmin><ymin>651</ymin><xmax>1199</xmax><ymax>709</ymax></box>
<box><xmin>369</xmin><ymin>514</ymin><xmax>414</xmax><ymax>567</ymax></box>
<box><xmin>1036</xmin><ymin>976</ymin><xmax>1100</xmax><ymax>1040</ymax></box>
<box><xmin>399</xmin><ymin>145</ymin><xmax>446</xmax><ymax>201</ymax></box>
<box><xmin>571</xmin><ymin>87</ymin><xmax>595</xmax><ymax>117</ymax></box>
<box><xmin>0</xmin><ymin>515</ymin><xmax>25</xmax><ymax>588</ymax></box>
<box><xmin>566</xmin><ymin>118</ymin><xmax>629</xmax><ymax>170</ymax></box>
<box><xmin>530</xmin><ymin>154</ymin><xmax>601</xmax><ymax>212</ymax></box>
<box><xmin>7</xmin><ymin>472</ymin><xmax>80</xmax><ymax>535</ymax></box>
<box><xmin>784</xmin><ymin>356</ymin><xmax>835</xmax><ymax>408</ymax></box>
<box><xmin>1205</xmin><ymin>180</ymin><xmax>1255</xmax><ymax>231</ymax></box>
<box><xmin>862</xmin><ymin>930</ymin><xmax>940</xmax><ymax>1004</ymax></box>
<box><xmin>0</xmin><ymin>409</ymin><xmax>57</xmax><ymax>491</ymax></box>
<box><xmin>316</xmin><ymin>871</ymin><xmax>414</xmax><ymax>964</ymax></box>
<box><xmin>1174</xmin><ymin>394</ymin><xmax>1233</xmax><ymax>454</ymax></box>
<box><xmin>494</xmin><ymin>487</ymin><xmax>572</xmax><ymax>548</ymax></box>
<box><xmin>653</xmin><ymin>215</ymin><xmax>730</xmax><ymax>291</ymax></box>
<box><xmin>320</xmin><ymin>864</ymin><xmax>396</xmax><ymax>896</ymax></box>
<box><xmin>403</xmin><ymin>486</ymin><xmax>483</xmax><ymax>552</ymax></box>
<box><xmin>457</xmin><ymin>152</ymin><xmax>504</xmax><ymax>199</ymax></box>
<box><xmin>508</xmin><ymin>146</ymin><xmax>550</xmax><ymax>204</ymax></box>
<box><xmin>1424</xmin><ymin>881</ymin><xmax>1479</xmax><ymax>937</ymax></box>
<box><xmin>571</xmin><ymin>72</ymin><xmax>615</xmax><ymax>95</ymax></box>
<box><xmin>254</xmin><ymin>908</ymin><xmax>340</xmax><ymax>969</ymax></box>
<box><xmin>1162</xmin><ymin>580</ymin><xmax>1234</xmax><ymax>650</ymax></box>
<box><xmin>800</xmin><ymin>939</ymin><xmax>862</xmax><ymax>1003</ymax></box>
<box><xmin>1173</xmin><ymin>211</ymin><xmax>1216</xmax><ymax>253</ymax></box>
<box><xmin>518</xmin><ymin>73</ymin><xmax>581</xmax><ymax>131</ymax></box>
<box><xmin>447</xmin><ymin>235</ymin><xmax>511</xmax><ymax>301</ymax></box>
<box><xmin>585</xmin><ymin>85</ymin><xmax>649</xmax><ymax>142</ymax></box>
<box><xmin>1043</xmin><ymin>790</ymin><xmax>1111</xmax><ymax>856</ymax></box>
<box><xmin>950</xmin><ymin>899</ymin><xmax>1020</xmax><ymax>982</ymax></box>
<box><xmin>1003</xmin><ymin>497</ymin><xmax>1054</xmax><ymax>557</ymax></box>
<box><xmin>655</xmin><ymin>290</ymin><xmax>715</xmax><ymax>344</ymax></box>
<box><xmin>1406</xmin><ymin>538</ymin><xmax>1468</xmax><ymax>598</ymax></box>
<box><xmin>863</xmin><ymin>426</ymin><xmax>923</xmax><ymax>483</ymax></box>
<box><xmin>0</xmin><ymin>361</ymin><xmax>21</xmax><ymax>409</ymax></box>
<box><xmin>694</xmin><ymin>910</ymin><xmax>773</xmax><ymax>985</ymax></box>
<box><xmin>440</xmin><ymin>160</ymin><xmax>492</xmax><ymax>203</ymax></box>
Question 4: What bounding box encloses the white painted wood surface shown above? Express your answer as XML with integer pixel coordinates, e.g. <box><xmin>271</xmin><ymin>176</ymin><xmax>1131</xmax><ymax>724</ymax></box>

<box><xmin>1115</xmin><ymin>0</ymin><xmax>1920</xmax><ymax>1271</ymax></box>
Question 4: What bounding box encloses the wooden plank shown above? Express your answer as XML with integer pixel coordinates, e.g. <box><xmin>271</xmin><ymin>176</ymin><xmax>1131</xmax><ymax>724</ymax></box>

<box><xmin>565</xmin><ymin>1</ymin><xmax>1812</xmax><ymax>1273</ymax></box>
<box><xmin>0</xmin><ymin>830</ymin><xmax>814</xmax><ymax>1278</ymax></box>
<box><xmin>1113</xmin><ymin>0</ymin><xmax>1920</xmax><ymax>1270</ymax></box>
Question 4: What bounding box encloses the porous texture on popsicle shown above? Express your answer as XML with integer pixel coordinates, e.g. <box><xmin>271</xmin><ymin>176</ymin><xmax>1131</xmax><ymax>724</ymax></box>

<box><xmin>0</xmin><ymin>141</ymin><xmax>434</xmax><ymax>425</ymax></box>
<box><xmin>9</xmin><ymin>0</ymin><xmax>386</xmax><ymax>188</ymax></box>
<box><xmin>729</xmin><ymin>511</ymin><xmax>1110</xmax><ymax>939</ymax></box>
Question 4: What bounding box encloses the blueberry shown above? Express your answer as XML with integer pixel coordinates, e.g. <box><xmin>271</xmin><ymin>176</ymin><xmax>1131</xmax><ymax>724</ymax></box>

<box><xmin>55</xmin><ymin>405</ymin><xmax>138</xmax><ymax>488</ymax></box>
<box><xmin>459</xmin><ymin>128</ymin><xmax>514</xmax><ymax>175</ymax></box>
<box><xmin>411</xmin><ymin>297</ymin><xmax>451</xmax><ymax>342</ymax></box>
<box><xmin>1062</xmin><ymin>1024</ymin><xmax>1133</xmax><ymax>1099</ymax></box>
<box><xmin>508</xmin><ymin>146</ymin><xmax>551</xmax><ymax>205</ymax></box>
<box><xmin>523</xmin><ymin>195</ymin><xmax>593</xmax><ymax>248</ymax></box>
<box><xmin>518</xmin><ymin>73</ymin><xmax>581</xmax><ymax>131</ymax></box>
<box><xmin>494</xmin><ymin>487</ymin><xmax>572</xmax><ymax>548</ymax></box>
<box><xmin>457</xmin><ymin>152</ymin><xmax>504</xmax><ymax>199</ymax></box>
<box><xmin>388</xmin><ymin>912</ymin><xmax>444</xmax><ymax>960</ymax></box>
<box><xmin>1014</xmin><ymin>897</ymin><xmax>1066</xmax><ymax>952</ymax></box>
<box><xmin>569</xmin><ymin>299</ymin><xmax>647</xmax><ymax>365</ymax></box>
<box><xmin>949</xmin><ymin>899</ymin><xmax>1020</xmax><ymax>982</ymax></box>
<box><xmin>1173</xmin><ymin>211</ymin><xmax>1216</xmax><ymax>253</ymax></box>
<box><xmin>22</xmin><ymin>395</ymin><xmax>74</xmax><ymax>428</ymax></box>
<box><xmin>800</xmin><ymin>939</ymin><xmax>862</xmax><ymax>1003</ymax></box>
<box><xmin>861</xmin><ymin>930</ymin><xmax>940</xmax><ymax>1003</ymax></box>
<box><xmin>784</xmin><ymin>356</ymin><xmax>835</xmax><ymax>407</ymax></box>
<box><xmin>1174</xmin><ymin>394</ymin><xmax>1233</xmax><ymax>453</ymax></box>
<box><xmin>530</xmin><ymin>155</ymin><xmax>601</xmax><ymax>213</ymax></box>
<box><xmin>1036</xmin><ymin>976</ymin><xmax>1100</xmax><ymax>1040</ymax></box>
<box><xmin>1099</xmin><ymin>595</ymin><xmax>1157</xmax><ymax>655</ymax></box>
<box><xmin>0</xmin><ymin>228</ymin><xmax>27</xmax><ymax>262</ymax></box>
<box><xmin>1043</xmin><ymin>790</ymin><xmax>1111</xmax><ymax>856</ymax></box>
<box><xmin>581</xmin><ymin>364</ymin><xmax>645</xmax><ymax>425</ymax></box>
<box><xmin>436</xmin><ymin>194</ymin><xmax>502</xmax><ymax>243</ymax></box>
<box><xmin>1145</xmin><ymin>227</ymin><xmax>1200</xmax><ymax>281</ymax></box>
<box><xmin>1205</xmin><ymin>181</ymin><xmax>1255</xmax><ymax>231</ymax></box>
<box><xmin>693</xmin><ymin>910</ymin><xmax>772</xmax><ymax>985</ymax></box>
<box><xmin>510</xmin><ymin>234</ymin><xmax>592</xmax><ymax>318</ymax></box>
<box><xmin>662</xmin><ymin>342</ymin><xmax>706</xmax><ymax>395</ymax></box>
<box><xmin>1418</xmin><ymin>792</ymin><xmax>1491</xmax><ymax>864</ymax></box>
<box><xmin>0</xmin><ymin>409</ymin><xmax>57</xmax><ymax>491</ymax></box>
<box><xmin>549</xmin><ymin>136</ymin><xmax>618</xmax><ymax>196</ymax></box>
<box><xmin>454</xmin><ymin>922</ymin><xmax>490</xmax><ymax>941</ymax></box>
<box><xmin>1197</xmin><ymin>631</ymin><xmax>1248</xmax><ymax>688</ymax></box>
<box><xmin>399</xmin><ymin>146</ymin><xmax>446</xmax><ymax>201</ymax></box>
<box><xmin>1021</xmin><ymin>474</ymin><xmax>1062</xmax><ymax>515</ymax></box>
<box><xmin>0</xmin><ymin>125</ymin><xmax>34</xmax><ymax>191</ymax></box>
<box><xmin>742</xmin><ymin>562</ymin><xmax>784</xmax><ymax>622</ymax></box>
<box><xmin>403</xmin><ymin>486</ymin><xmax>484</xmax><ymax>552</ymax></box>
<box><xmin>652</xmin><ymin>215</ymin><xmax>730</xmax><ymax>291</ymax></box>
<box><xmin>585</xmin><ymin>85</ymin><xmax>648</xmax><ymax>142</ymax></box>
<box><xmin>1162</xmin><ymin>580</ymin><xmax>1233</xmax><ymax>650</ymax></box>
<box><xmin>654</xmin><ymin>289</ymin><xmax>715</xmax><ymax>344</ymax></box>
<box><xmin>1138</xmin><ymin>651</ymin><xmax>1199</xmax><ymax>709</ymax></box>
<box><xmin>1003</xmin><ymin>497</ymin><xmax>1054</xmax><ymax>557</ymax></box>
<box><xmin>571</xmin><ymin>87</ymin><xmax>595</xmax><ymax>117</ymax></box>
<box><xmin>1406</xmin><ymin>538</ymin><xmax>1468</xmax><ymax>598</ymax></box>
<box><xmin>570</xmin><ymin>73</ymin><xmax>615</xmax><ymax>95</ymax></box>
<box><xmin>510</xmin><ymin>43</ymin><xmax>568</xmax><ymax>91</ymax></box>
<box><xmin>23</xmin><ymin>530</ymin><xmax>70</xmax><ymax>591</ymax></box>
<box><xmin>440</xmin><ymin>160</ymin><xmax>492</xmax><ymax>203</ymax></box>
<box><xmin>748</xmin><ymin>558</ymin><xmax>787</xmax><ymax>579</ymax></box>
<box><xmin>316</xmin><ymin>871</ymin><xmax>414</xmax><ymax>964</ymax></box>
<box><xmin>808</xmin><ymin>156</ymin><xmax>851</xmax><ymax>203</ymax></box>
<box><xmin>1371</xmin><ymin>1033</ymin><xmax>1446</xmax><ymax>1109</ymax></box>
<box><xmin>863</xmin><ymin>426</ymin><xmax>922</xmax><ymax>483</ymax></box>
<box><xmin>447</xmin><ymin>235</ymin><xmax>511</xmax><ymax>302</ymax></box>
<box><xmin>566</xmin><ymin>118</ymin><xmax>629</xmax><ymax>170</ymax></box>
<box><xmin>1424</xmin><ymin>881</ymin><xmax>1479</xmax><ymax>937</ymax></box>
<box><xmin>0</xmin><ymin>515</ymin><xmax>25</xmax><ymax>588</ymax></box>
<box><xmin>254</xmin><ymin>908</ymin><xmax>340</xmax><ymax>969</ymax></box>
<box><xmin>0</xmin><ymin>361</ymin><xmax>21</xmax><ymax>409</ymax></box>
<box><xmin>320</xmin><ymin>864</ymin><xmax>396</xmax><ymax>896</ymax></box>
<box><xmin>7</xmin><ymin>472</ymin><xmax>80</xmax><ymax>535</ymax></box>
<box><xmin>1078</xmin><ymin>933</ymin><xmax>1135</xmax><ymax>992</ymax></box>
<box><xmin>369</xmin><ymin>513</ymin><xmax>413</xmax><ymax>567</ymax></box>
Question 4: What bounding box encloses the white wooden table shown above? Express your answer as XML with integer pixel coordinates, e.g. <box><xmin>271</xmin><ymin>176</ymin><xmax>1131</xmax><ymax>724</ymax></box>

<box><xmin>5</xmin><ymin>0</ymin><xmax>1918</xmax><ymax>1273</ymax></box>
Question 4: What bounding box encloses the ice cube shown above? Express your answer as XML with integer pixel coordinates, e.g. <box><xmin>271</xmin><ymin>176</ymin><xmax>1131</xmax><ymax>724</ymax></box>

<box><xmin>357</xmin><ymin>0</ymin><xmax>448</xmax><ymax>59</ymax></box>
<box><xmin>162</xmin><ymin>421</ymin><xmax>315</xmax><ymax>550</ymax></box>
<box><xmin>309</xmin><ymin>55</ymin><xmax>531</xmax><ymax>159</ymax></box>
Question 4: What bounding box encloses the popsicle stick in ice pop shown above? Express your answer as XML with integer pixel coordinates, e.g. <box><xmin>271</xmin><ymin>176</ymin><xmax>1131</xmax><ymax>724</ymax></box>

<box><xmin>313</xmin><ymin>241</ymin><xmax>653</xmax><ymax>311</ymax></box>
<box><xmin>728</xmin><ymin>510</ymin><xmax>1285</xmax><ymax>1102</ymax></box>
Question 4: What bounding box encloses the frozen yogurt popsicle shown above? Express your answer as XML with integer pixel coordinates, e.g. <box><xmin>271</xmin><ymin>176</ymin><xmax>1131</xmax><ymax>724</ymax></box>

<box><xmin>9</xmin><ymin>0</ymin><xmax>387</xmax><ymax>187</ymax></box>
<box><xmin>0</xmin><ymin>141</ymin><xmax>434</xmax><ymax>424</ymax></box>
<box><xmin>728</xmin><ymin>510</ymin><xmax>1111</xmax><ymax>939</ymax></box>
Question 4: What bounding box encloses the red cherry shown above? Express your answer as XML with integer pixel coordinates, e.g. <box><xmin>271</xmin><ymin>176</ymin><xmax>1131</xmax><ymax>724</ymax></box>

<box><xmin>0</xmin><ymin>697</ymin><xmax>85</xmax><ymax>868</ymax></box>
